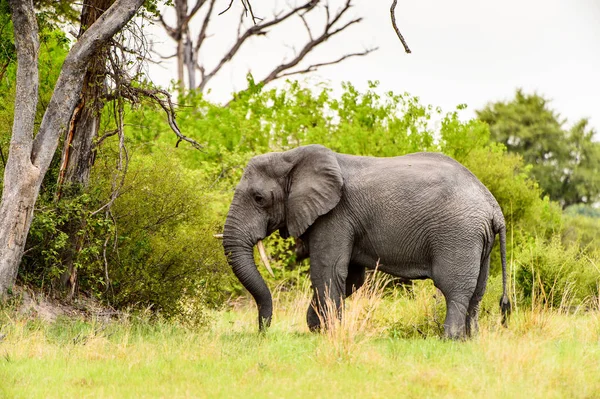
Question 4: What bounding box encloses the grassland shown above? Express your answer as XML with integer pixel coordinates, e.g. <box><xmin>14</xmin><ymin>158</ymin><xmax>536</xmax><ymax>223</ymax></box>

<box><xmin>1</xmin><ymin>278</ymin><xmax>599</xmax><ymax>399</ymax></box>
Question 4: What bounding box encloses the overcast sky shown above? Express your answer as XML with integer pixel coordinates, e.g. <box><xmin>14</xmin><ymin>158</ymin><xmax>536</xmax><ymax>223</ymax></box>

<box><xmin>149</xmin><ymin>0</ymin><xmax>600</xmax><ymax>131</ymax></box>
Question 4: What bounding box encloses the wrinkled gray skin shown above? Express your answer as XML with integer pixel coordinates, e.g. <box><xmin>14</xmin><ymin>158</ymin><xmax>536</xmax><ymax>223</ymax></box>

<box><xmin>223</xmin><ymin>145</ymin><xmax>511</xmax><ymax>339</ymax></box>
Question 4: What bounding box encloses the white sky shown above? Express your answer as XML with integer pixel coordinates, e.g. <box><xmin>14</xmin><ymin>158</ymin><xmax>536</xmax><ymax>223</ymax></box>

<box><xmin>148</xmin><ymin>0</ymin><xmax>600</xmax><ymax>132</ymax></box>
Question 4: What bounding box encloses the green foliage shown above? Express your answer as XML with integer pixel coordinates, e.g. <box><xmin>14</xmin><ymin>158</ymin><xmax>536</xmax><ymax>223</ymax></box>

<box><xmin>91</xmin><ymin>145</ymin><xmax>231</xmax><ymax>316</ymax></box>
<box><xmin>515</xmin><ymin>236</ymin><xmax>599</xmax><ymax>308</ymax></box>
<box><xmin>562</xmin><ymin>207</ymin><xmax>600</xmax><ymax>254</ymax></box>
<box><xmin>477</xmin><ymin>89</ymin><xmax>600</xmax><ymax>208</ymax></box>
<box><xmin>21</xmin><ymin>192</ymin><xmax>113</xmax><ymax>294</ymax></box>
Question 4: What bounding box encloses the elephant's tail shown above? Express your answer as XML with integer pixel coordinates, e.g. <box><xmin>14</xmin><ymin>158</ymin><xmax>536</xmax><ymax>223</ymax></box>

<box><xmin>496</xmin><ymin>218</ymin><xmax>512</xmax><ymax>327</ymax></box>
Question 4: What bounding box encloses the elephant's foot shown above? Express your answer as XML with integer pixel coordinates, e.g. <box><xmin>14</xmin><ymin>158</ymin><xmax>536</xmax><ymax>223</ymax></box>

<box><xmin>443</xmin><ymin>298</ymin><xmax>470</xmax><ymax>340</ymax></box>
<box><xmin>443</xmin><ymin>324</ymin><xmax>467</xmax><ymax>340</ymax></box>
<box><xmin>307</xmin><ymin>304</ymin><xmax>321</xmax><ymax>332</ymax></box>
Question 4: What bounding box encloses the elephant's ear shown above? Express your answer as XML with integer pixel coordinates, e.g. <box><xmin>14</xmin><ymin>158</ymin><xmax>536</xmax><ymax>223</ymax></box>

<box><xmin>284</xmin><ymin>145</ymin><xmax>343</xmax><ymax>238</ymax></box>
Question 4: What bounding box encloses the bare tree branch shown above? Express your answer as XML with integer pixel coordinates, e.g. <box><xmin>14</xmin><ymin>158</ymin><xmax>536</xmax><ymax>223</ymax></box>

<box><xmin>120</xmin><ymin>85</ymin><xmax>202</xmax><ymax>150</ymax></box>
<box><xmin>194</xmin><ymin>0</ymin><xmax>217</xmax><ymax>55</ymax></box>
<box><xmin>259</xmin><ymin>0</ymin><xmax>372</xmax><ymax>86</ymax></box>
<box><xmin>274</xmin><ymin>48</ymin><xmax>377</xmax><ymax>80</ymax></box>
<box><xmin>390</xmin><ymin>0</ymin><xmax>411</xmax><ymax>53</ymax></box>
<box><xmin>186</xmin><ymin>0</ymin><xmax>208</xmax><ymax>23</ymax></box>
<box><xmin>218</xmin><ymin>0</ymin><xmax>236</xmax><ymax>16</ymax></box>
<box><xmin>157</xmin><ymin>14</ymin><xmax>178</xmax><ymax>39</ymax></box>
<box><xmin>94</xmin><ymin>129</ymin><xmax>119</xmax><ymax>148</ymax></box>
<box><xmin>299</xmin><ymin>13</ymin><xmax>313</xmax><ymax>42</ymax></box>
<box><xmin>242</xmin><ymin>0</ymin><xmax>262</xmax><ymax>25</ymax></box>
<box><xmin>197</xmin><ymin>0</ymin><xmax>318</xmax><ymax>92</ymax></box>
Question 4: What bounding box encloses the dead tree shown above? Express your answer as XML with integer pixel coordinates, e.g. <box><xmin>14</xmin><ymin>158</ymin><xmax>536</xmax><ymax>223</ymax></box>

<box><xmin>157</xmin><ymin>0</ymin><xmax>377</xmax><ymax>93</ymax></box>
<box><xmin>0</xmin><ymin>0</ymin><xmax>145</xmax><ymax>296</ymax></box>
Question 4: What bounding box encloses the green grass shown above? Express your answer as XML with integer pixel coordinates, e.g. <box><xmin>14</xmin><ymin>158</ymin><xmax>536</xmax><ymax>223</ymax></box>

<box><xmin>1</xmin><ymin>280</ymin><xmax>599</xmax><ymax>398</ymax></box>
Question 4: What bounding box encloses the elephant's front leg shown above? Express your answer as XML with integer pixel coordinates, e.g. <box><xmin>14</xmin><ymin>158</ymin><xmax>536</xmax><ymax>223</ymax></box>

<box><xmin>345</xmin><ymin>263</ymin><xmax>366</xmax><ymax>297</ymax></box>
<box><xmin>306</xmin><ymin>239</ymin><xmax>353</xmax><ymax>331</ymax></box>
<box><xmin>307</xmin><ymin>262</ymin><xmax>363</xmax><ymax>330</ymax></box>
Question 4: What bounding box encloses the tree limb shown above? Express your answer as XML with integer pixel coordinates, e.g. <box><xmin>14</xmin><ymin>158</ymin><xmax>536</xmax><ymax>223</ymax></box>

<box><xmin>274</xmin><ymin>48</ymin><xmax>377</xmax><ymax>80</ymax></box>
<box><xmin>194</xmin><ymin>0</ymin><xmax>217</xmax><ymax>56</ymax></box>
<box><xmin>390</xmin><ymin>0</ymin><xmax>411</xmax><ymax>53</ymax></box>
<box><xmin>157</xmin><ymin>14</ymin><xmax>178</xmax><ymax>39</ymax></box>
<box><xmin>259</xmin><ymin>0</ymin><xmax>371</xmax><ymax>86</ymax></box>
<box><xmin>186</xmin><ymin>0</ymin><xmax>208</xmax><ymax>24</ymax></box>
<box><xmin>31</xmin><ymin>0</ymin><xmax>145</xmax><ymax>172</ymax></box>
<box><xmin>121</xmin><ymin>85</ymin><xmax>203</xmax><ymax>150</ymax></box>
<box><xmin>197</xmin><ymin>0</ymin><xmax>318</xmax><ymax>92</ymax></box>
<box><xmin>7</xmin><ymin>0</ymin><xmax>39</xmax><ymax>165</ymax></box>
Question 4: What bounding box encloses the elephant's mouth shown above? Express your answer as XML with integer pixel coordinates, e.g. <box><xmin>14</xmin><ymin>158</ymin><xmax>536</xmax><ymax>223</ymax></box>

<box><xmin>278</xmin><ymin>226</ymin><xmax>290</xmax><ymax>239</ymax></box>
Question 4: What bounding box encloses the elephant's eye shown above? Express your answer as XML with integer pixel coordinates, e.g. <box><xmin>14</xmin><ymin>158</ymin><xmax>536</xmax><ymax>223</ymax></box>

<box><xmin>253</xmin><ymin>193</ymin><xmax>265</xmax><ymax>205</ymax></box>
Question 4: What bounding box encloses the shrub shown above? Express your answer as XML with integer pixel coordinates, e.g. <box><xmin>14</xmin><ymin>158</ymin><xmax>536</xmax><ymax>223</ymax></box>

<box><xmin>515</xmin><ymin>236</ymin><xmax>599</xmax><ymax>309</ymax></box>
<box><xmin>93</xmin><ymin>146</ymin><xmax>232</xmax><ymax>316</ymax></box>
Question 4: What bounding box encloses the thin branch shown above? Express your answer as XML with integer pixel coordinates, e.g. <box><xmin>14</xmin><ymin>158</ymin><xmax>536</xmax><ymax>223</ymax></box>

<box><xmin>152</xmin><ymin>90</ymin><xmax>203</xmax><ymax>150</ymax></box>
<box><xmin>124</xmin><ymin>86</ymin><xmax>203</xmax><ymax>150</ymax></box>
<box><xmin>154</xmin><ymin>51</ymin><xmax>178</xmax><ymax>60</ymax></box>
<box><xmin>275</xmin><ymin>47</ymin><xmax>377</xmax><ymax>80</ymax></box>
<box><xmin>194</xmin><ymin>0</ymin><xmax>217</xmax><ymax>55</ymax></box>
<box><xmin>94</xmin><ymin>129</ymin><xmax>118</xmax><ymax>148</ymax></box>
<box><xmin>390</xmin><ymin>0</ymin><xmax>411</xmax><ymax>53</ymax></box>
<box><xmin>299</xmin><ymin>13</ymin><xmax>313</xmax><ymax>42</ymax></box>
<box><xmin>197</xmin><ymin>0</ymin><xmax>317</xmax><ymax>92</ymax></box>
<box><xmin>157</xmin><ymin>14</ymin><xmax>179</xmax><ymax>39</ymax></box>
<box><xmin>218</xmin><ymin>0</ymin><xmax>235</xmax><ymax>16</ymax></box>
<box><xmin>259</xmin><ymin>0</ymin><xmax>367</xmax><ymax>86</ymax></box>
<box><xmin>242</xmin><ymin>0</ymin><xmax>262</xmax><ymax>24</ymax></box>
<box><xmin>186</xmin><ymin>0</ymin><xmax>208</xmax><ymax>22</ymax></box>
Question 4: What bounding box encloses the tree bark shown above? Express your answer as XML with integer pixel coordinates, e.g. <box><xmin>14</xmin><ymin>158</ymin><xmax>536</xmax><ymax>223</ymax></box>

<box><xmin>0</xmin><ymin>0</ymin><xmax>145</xmax><ymax>296</ymax></box>
<box><xmin>57</xmin><ymin>0</ymin><xmax>114</xmax><ymax>192</ymax></box>
<box><xmin>56</xmin><ymin>0</ymin><xmax>114</xmax><ymax>294</ymax></box>
<box><xmin>0</xmin><ymin>0</ymin><xmax>41</xmax><ymax>296</ymax></box>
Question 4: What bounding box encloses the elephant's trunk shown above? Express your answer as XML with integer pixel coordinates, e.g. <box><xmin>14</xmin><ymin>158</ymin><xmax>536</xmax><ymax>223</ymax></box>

<box><xmin>223</xmin><ymin>215</ymin><xmax>272</xmax><ymax>332</ymax></box>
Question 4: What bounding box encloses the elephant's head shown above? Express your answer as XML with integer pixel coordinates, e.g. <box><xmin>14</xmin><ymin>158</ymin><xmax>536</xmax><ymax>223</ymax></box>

<box><xmin>223</xmin><ymin>145</ymin><xmax>344</xmax><ymax>331</ymax></box>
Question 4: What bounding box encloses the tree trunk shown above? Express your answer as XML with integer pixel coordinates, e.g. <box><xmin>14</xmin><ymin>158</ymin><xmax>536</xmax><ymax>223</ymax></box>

<box><xmin>0</xmin><ymin>165</ymin><xmax>40</xmax><ymax>295</ymax></box>
<box><xmin>0</xmin><ymin>0</ymin><xmax>145</xmax><ymax>296</ymax></box>
<box><xmin>175</xmin><ymin>0</ymin><xmax>187</xmax><ymax>92</ymax></box>
<box><xmin>56</xmin><ymin>0</ymin><xmax>113</xmax><ymax>294</ymax></box>
<box><xmin>184</xmin><ymin>36</ymin><xmax>195</xmax><ymax>89</ymax></box>
<box><xmin>0</xmin><ymin>0</ymin><xmax>40</xmax><ymax>297</ymax></box>
<box><xmin>57</xmin><ymin>0</ymin><xmax>113</xmax><ymax>192</ymax></box>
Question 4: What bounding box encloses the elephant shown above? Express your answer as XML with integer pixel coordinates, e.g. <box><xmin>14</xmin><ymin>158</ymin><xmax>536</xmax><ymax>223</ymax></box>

<box><xmin>222</xmin><ymin>144</ymin><xmax>511</xmax><ymax>339</ymax></box>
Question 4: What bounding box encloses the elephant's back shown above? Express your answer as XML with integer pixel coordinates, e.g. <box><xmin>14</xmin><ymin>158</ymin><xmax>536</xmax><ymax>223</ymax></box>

<box><xmin>338</xmin><ymin>152</ymin><xmax>497</xmax><ymax>209</ymax></box>
<box><xmin>337</xmin><ymin>152</ymin><xmax>500</xmax><ymax>267</ymax></box>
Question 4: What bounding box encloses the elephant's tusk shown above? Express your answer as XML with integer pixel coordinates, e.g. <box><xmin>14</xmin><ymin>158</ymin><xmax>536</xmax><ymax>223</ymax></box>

<box><xmin>213</xmin><ymin>234</ymin><xmax>224</xmax><ymax>239</ymax></box>
<box><xmin>257</xmin><ymin>240</ymin><xmax>275</xmax><ymax>278</ymax></box>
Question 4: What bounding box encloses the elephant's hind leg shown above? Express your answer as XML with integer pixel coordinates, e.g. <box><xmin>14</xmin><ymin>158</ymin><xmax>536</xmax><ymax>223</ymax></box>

<box><xmin>466</xmin><ymin>255</ymin><xmax>491</xmax><ymax>337</ymax></box>
<box><xmin>433</xmin><ymin>258</ymin><xmax>479</xmax><ymax>340</ymax></box>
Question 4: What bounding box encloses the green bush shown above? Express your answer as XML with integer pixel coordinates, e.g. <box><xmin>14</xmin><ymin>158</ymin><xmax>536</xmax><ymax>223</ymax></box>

<box><xmin>515</xmin><ymin>236</ymin><xmax>599</xmax><ymax>309</ymax></box>
<box><xmin>93</xmin><ymin>146</ymin><xmax>232</xmax><ymax>316</ymax></box>
<box><xmin>562</xmin><ymin>214</ymin><xmax>600</xmax><ymax>253</ymax></box>
<box><xmin>21</xmin><ymin>191</ymin><xmax>112</xmax><ymax>294</ymax></box>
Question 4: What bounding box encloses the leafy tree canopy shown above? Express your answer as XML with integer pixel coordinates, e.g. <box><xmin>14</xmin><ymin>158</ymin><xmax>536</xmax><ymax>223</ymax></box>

<box><xmin>477</xmin><ymin>89</ymin><xmax>600</xmax><ymax>208</ymax></box>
